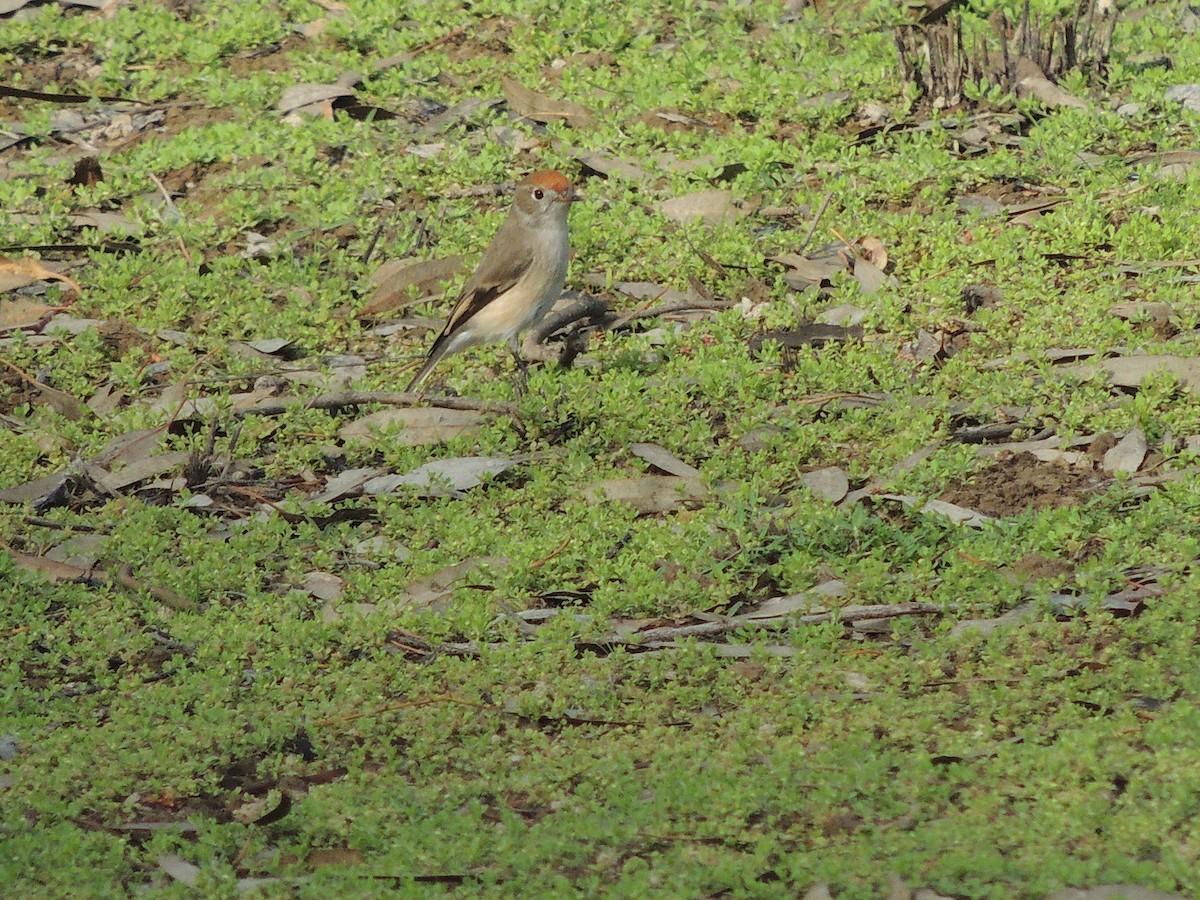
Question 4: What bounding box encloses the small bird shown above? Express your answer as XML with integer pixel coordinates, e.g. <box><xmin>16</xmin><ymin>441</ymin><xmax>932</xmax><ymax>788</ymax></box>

<box><xmin>406</xmin><ymin>170</ymin><xmax>578</xmax><ymax>393</ymax></box>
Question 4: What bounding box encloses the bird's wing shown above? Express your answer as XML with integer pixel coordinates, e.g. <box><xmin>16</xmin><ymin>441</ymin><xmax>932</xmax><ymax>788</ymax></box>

<box><xmin>405</xmin><ymin>218</ymin><xmax>535</xmax><ymax>393</ymax></box>
<box><xmin>439</xmin><ymin>219</ymin><xmax>535</xmax><ymax>337</ymax></box>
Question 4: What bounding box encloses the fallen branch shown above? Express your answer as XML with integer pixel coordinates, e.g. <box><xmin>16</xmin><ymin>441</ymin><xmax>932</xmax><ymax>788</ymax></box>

<box><xmin>606</xmin><ymin>299</ymin><xmax>731</xmax><ymax>332</ymax></box>
<box><xmin>432</xmin><ymin>601</ymin><xmax>947</xmax><ymax>657</ymax></box>
<box><xmin>235</xmin><ymin>390</ymin><xmax>518</xmax><ymax>418</ymax></box>
<box><xmin>627</xmin><ymin>601</ymin><xmax>946</xmax><ymax>643</ymax></box>
<box><xmin>521</xmin><ymin>292</ymin><xmax>612</xmax><ymax>364</ymax></box>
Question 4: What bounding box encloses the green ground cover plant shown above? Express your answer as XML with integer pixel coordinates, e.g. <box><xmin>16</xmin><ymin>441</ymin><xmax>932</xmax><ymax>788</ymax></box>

<box><xmin>3</xmin><ymin>0</ymin><xmax>1200</xmax><ymax>896</ymax></box>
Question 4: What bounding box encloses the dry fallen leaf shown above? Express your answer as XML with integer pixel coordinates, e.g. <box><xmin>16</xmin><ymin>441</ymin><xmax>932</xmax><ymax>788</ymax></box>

<box><xmin>881</xmin><ymin>493</ymin><xmax>994</xmax><ymax>528</ymax></box>
<box><xmin>308</xmin><ymin>467</ymin><xmax>386</xmax><ymax>504</ymax></box>
<box><xmin>852</xmin><ymin>255</ymin><xmax>890</xmax><ymax>294</ymax></box>
<box><xmin>1094</xmin><ymin>355</ymin><xmax>1200</xmax><ymax>390</ymax></box>
<box><xmin>585</xmin><ymin>475</ymin><xmax>708</xmax><ymax>514</ymax></box>
<box><xmin>307</xmin><ymin>847</ymin><xmax>365</xmax><ymax>869</ymax></box>
<box><xmin>1102</xmin><ymin>428</ymin><xmax>1148</xmax><ymax>474</ymax></box>
<box><xmin>364</xmin><ymin>456</ymin><xmax>519</xmax><ymax>496</ymax></box>
<box><xmin>0</xmin><ymin>256</ymin><xmax>82</xmax><ymax>296</ymax></box>
<box><xmin>575</xmin><ymin>150</ymin><xmax>650</xmax><ymax>182</ymax></box>
<box><xmin>855</xmin><ymin>236</ymin><xmax>888</xmax><ymax>270</ymax></box>
<box><xmin>157</xmin><ymin>854</ymin><xmax>200</xmax><ymax>887</ymax></box>
<box><xmin>659</xmin><ymin>189</ymin><xmax>747</xmax><ymax>225</ymax></box>
<box><xmin>339</xmin><ymin>407</ymin><xmax>486</xmax><ymax>447</ymax></box>
<box><xmin>278</xmin><ymin>82</ymin><xmax>355</xmax><ymax>116</ymax></box>
<box><xmin>94</xmin><ymin>450</ymin><xmax>191</xmax><ymax>492</ymax></box>
<box><xmin>950</xmin><ymin>601</ymin><xmax>1039</xmax><ymax>638</ymax></box>
<box><xmin>1015</xmin><ymin>57</ymin><xmax>1088</xmax><ymax>110</ymax></box>
<box><xmin>396</xmin><ymin>556</ymin><xmax>510</xmax><ymax>610</ymax></box>
<box><xmin>748</xmin><ymin>325</ymin><xmax>863</xmax><ymax>356</ymax></box>
<box><xmin>0</xmin><ymin>298</ymin><xmax>56</xmax><ymax>331</ymax></box>
<box><xmin>302</xmin><ymin>571</ymin><xmax>345</xmax><ymax>602</ymax></box>
<box><xmin>360</xmin><ymin>255</ymin><xmax>468</xmax><ymax>319</ymax></box>
<box><xmin>1048</xmin><ymin>885</ymin><xmax>1188</xmax><ymax>900</ymax></box>
<box><xmin>1108</xmin><ymin>301</ymin><xmax>1173</xmax><ymax>325</ymax></box>
<box><xmin>800</xmin><ymin>466</ymin><xmax>849</xmax><ymax>503</ymax></box>
<box><xmin>770</xmin><ymin>249</ymin><xmax>850</xmax><ymax>291</ymax></box>
<box><xmin>629</xmin><ymin>442</ymin><xmax>701</xmax><ymax>479</ymax></box>
<box><xmin>501</xmin><ymin>75</ymin><xmax>594</xmax><ymax>125</ymax></box>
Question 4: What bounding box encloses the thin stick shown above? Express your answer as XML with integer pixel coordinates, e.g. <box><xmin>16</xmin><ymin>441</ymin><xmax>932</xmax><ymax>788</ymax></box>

<box><xmin>235</xmin><ymin>390</ymin><xmax>518</xmax><ymax>418</ymax></box>
<box><xmin>796</xmin><ymin>190</ymin><xmax>833</xmax><ymax>256</ymax></box>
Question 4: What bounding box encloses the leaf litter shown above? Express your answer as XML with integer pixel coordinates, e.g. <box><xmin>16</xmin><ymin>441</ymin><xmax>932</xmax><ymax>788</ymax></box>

<box><xmin>3</xmin><ymin>3</ymin><xmax>1199</xmax><ymax>896</ymax></box>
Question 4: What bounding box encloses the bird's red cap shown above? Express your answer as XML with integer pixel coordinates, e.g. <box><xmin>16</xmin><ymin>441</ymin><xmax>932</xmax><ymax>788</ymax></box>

<box><xmin>523</xmin><ymin>170</ymin><xmax>572</xmax><ymax>194</ymax></box>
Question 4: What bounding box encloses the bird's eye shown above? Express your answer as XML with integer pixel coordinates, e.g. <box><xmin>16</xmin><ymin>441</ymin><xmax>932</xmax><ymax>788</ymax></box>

<box><xmin>532</xmin><ymin>188</ymin><xmax>545</xmax><ymax>200</ymax></box>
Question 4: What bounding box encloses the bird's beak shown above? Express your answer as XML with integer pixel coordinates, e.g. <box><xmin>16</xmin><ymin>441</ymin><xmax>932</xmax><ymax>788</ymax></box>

<box><xmin>560</xmin><ymin>189</ymin><xmax>580</xmax><ymax>204</ymax></box>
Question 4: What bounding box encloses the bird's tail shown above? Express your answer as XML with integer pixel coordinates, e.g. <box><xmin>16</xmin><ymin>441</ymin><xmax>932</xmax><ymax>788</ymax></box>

<box><xmin>405</xmin><ymin>333</ymin><xmax>453</xmax><ymax>394</ymax></box>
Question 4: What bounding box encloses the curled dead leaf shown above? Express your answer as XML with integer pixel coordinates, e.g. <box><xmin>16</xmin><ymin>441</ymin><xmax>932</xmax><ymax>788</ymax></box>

<box><xmin>0</xmin><ymin>256</ymin><xmax>82</xmax><ymax>296</ymax></box>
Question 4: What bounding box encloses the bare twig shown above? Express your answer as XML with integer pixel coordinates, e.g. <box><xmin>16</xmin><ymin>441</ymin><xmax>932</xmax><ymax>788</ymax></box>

<box><xmin>521</xmin><ymin>293</ymin><xmax>611</xmax><ymax>364</ymax></box>
<box><xmin>797</xmin><ymin>190</ymin><xmax>833</xmax><ymax>257</ymax></box>
<box><xmin>625</xmin><ymin>601</ymin><xmax>945</xmax><ymax>644</ymax></box>
<box><xmin>433</xmin><ymin>601</ymin><xmax>947</xmax><ymax>657</ymax></box>
<box><xmin>606</xmin><ymin>299</ymin><xmax>732</xmax><ymax>331</ymax></box>
<box><xmin>21</xmin><ymin>516</ymin><xmax>101</xmax><ymax>533</ymax></box>
<box><xmin>235</xmin><ymin>390</ymin><xmax>518</xmax><ymax>417</ymax></box>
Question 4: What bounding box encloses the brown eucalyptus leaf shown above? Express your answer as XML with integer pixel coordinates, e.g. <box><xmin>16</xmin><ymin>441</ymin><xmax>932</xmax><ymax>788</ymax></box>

<box><xmin>922</xmin><ymin>498</ymin><xmax>994</xmax><ymax>527</ymax></box>
<box><xmin>881</xmin><ymin>493</ymin><xmax>993</xmax><ymax>527</ymax></box>
<box><xmin>1048</xmin><ymin>886</ymin><xmax>1187</xmax><ymax>900</ymax></box>
<box><xmin>856</xmin><ymin>236</ymin><xmax>888</xmax><ymax>269</ymax></box>
<box><xmin>1015</xmin><ymin>57</ymin><xmax>1088</xmax><ymax>110</ymax></box>
<box><xmin>307</xmin><ymin>848</ymin><xmax>365</xmax><ymax>869</ymax></box>
<box><xmin>747</xmin><ymin>581</ymin><xmax>847</xmax><ymax>620</ymax></box>
<box><xmin>1</xmin><ymin>256</ymin><xmax>81</xmax><ymax>295</ymax></box>
<box><xmin>0</xmin><ymin>471</ymin><xmax>71</xmax><ymax>506</ymax></box>
<box><xmin>958</xmin><ymin>193</ymin><xmax>1005</xmax><ymax>217</ymax></box>
<box><xmin>398</xmin><ymin>556</ymin><xmax>510</xmax><ymax>610</ymax></box>
<box><xmin>1102</xmin><ymin>428</ymin><xmax>1148</xmax><ymax>474</ymax></box>
<box><xmin>69</xmin><ymin>211</ymin><xmax>139</xmax><ymax>235</ymax></box>
<box><xmin>30</xmin><ymin>381</ymin><xmax>88</xmax><ymax>422</ymax></box>
<box><xmin>749</xmin><ymin>325</ymin><xmax>862</xmax><ymax>355</ymax></box>
<box><xmin>309</xmin><ymin>467</ymin><xmax>386</xmax><ymax>504</ymax></box>
<box><xmin>96</xmin><ymin>450</ymin><xmax>191</xmax><ymax>492</ymax></box>
<box><xmin>0</xmin><ymin>299</ymin><xmax>56</xmax><ymax>330</ymax></box>
<box><xmin>1108</xmin><ymin>301</ymin><xmax>1173</xmax><ymax>324</ymax></box>
<box><xmin>157</xmin><ymin>855</ymin><xmax>200</xmax><ymax>887</ymax></box>
<box><xmin>852</xmin><ymin>255</ymin><xmax>889</xmax><ymax>294</ymax></box>
<box><xmin>1097</xmin><ymin>355</ymin><xmax>1200</xmax><ymax>390</ymax></box>
<box><xmin>500</xmin><ymin>76</ymin><xmax>594</xmax><ymax>125</ymax></box>
<box><xmin>603</xmin><ymin>280</ymin><xmax>695</xmax><ymax>305</ymax></box>
<box><xmin>585</xmin><ymin>475</ymin><xmax>708</xmax><ymax>514</ymax></box>
<box><xmin>575</xmin><ymin>150</ymin><xmax>650</xmax><ymax>181</ymax></box>
<box><xmin>360</xmin><ymin>255</ymin><xmax>468</xmax><ymax>318</ymax></box>
<box><xmin>950</xmin><ymin>601</ymin><xmax>1039</xmax><ymax>637</ymax></box>
<box><xmin>800</xmin><ymin>466</ymin><xmax>849</xmax><ymax>503</ymax></box>
<box><xmin>364</xmin><ymin>456</ymin><xmax>518</xmax><ymax>496</ymax></box>
<box><xmin>629</xmin><ymin>442</ymin><xmax>700</xmax><ymax>479</ymax></box>
<box><xmin>338</xmin><ymin>407</ymin><xmax>484</xmax><ymax>447</ymax></box>
<box><xmin>770</xmin><ymin>251</ymin><xmax>849</xmax><ymax>289</ymax></box>
<box><xmin>278</xmin><ymin>83</ymin><xmax>355</xmax><ymax>115</ymax></box>
<box><xmin>660</xmin><ymin>189</ymin><xmax>745</xmax><ymax>225</ymax></box>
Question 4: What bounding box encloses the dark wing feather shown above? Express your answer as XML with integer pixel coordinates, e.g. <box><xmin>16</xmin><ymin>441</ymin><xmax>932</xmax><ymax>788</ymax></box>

<box><xmin>405</xmin><ymin>216</ymin><xmax>534</xmax><ymax>392</ymax></box>
<box><xmin>441</xmin><ymin>217</ymin><xmax>534</xmax><ymax>335</ymax></box>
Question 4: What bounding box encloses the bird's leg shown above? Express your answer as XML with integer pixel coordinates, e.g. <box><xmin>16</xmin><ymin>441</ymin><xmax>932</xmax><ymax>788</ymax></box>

<box><xmin>507</xmin><ymin>335</ymin><xmax>529</xmax><ymax>395</ymax></box>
